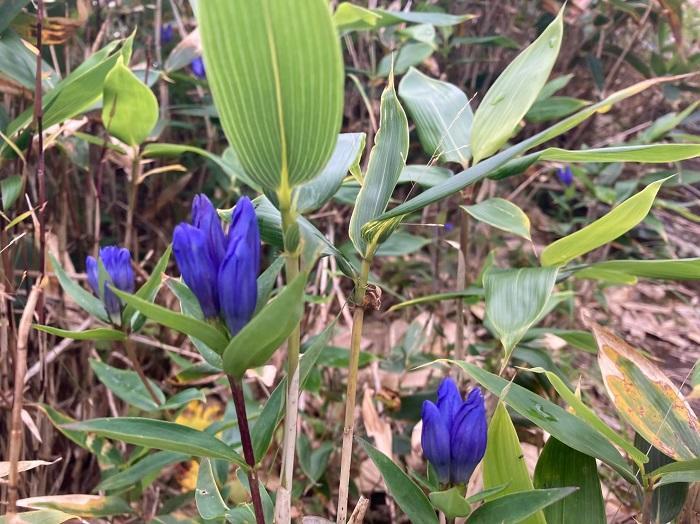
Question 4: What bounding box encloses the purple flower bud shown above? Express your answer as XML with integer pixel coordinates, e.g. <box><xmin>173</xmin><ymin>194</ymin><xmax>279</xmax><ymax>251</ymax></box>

<box><xmin>86</xmin><ymin>246</ymin><xmax>135</xmax><ymax>323</ymax></box>
<box><xmin>173</xmin><ymin>195</ymin><xmax>260</xmax><ymax>334</ymax></box>
<box><xmin>556</xmin><ymin>165</ymin><xmax>573</xmax><ymax>186</ymax></box>
<box><xmin>191</xmin><ymin>56</ymin><xmax>206</xmax><ymax>79</ymax></box>
<box><xmin>421</xmin><ymin>378</ymin><xmax>487</xmax><ymax>485</ymax></box>
<box><xmin>443</xmin><ymin>222</ymin><xmax>455</xmax><ymax>232</ymax></box>
<box><xmin>160</xmin><ymin>24</ymin><xmax>174</xmax><ymax>45</ymax></box>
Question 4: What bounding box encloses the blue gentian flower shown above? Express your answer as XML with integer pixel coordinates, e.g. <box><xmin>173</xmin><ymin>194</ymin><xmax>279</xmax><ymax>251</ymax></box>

<box><xmin>421</xmin><ymin>378</ymin><xmax>487</xmax><ymax>485</ymax></box>
<box><xmin>556</xmin><ymin>165</ymin><xmax>573</xmax><ymax>186</ymax></box>
<box><xmin>86</xmin><ymin>246</ymin><xmax>135</xmax><ymax>324</ymax></box>
<box><xmin>160</xmin><ymin>24</ymin><xmax>174</xmax><ymax>45</ymax></box>
<box><xmin>191</xmin><ymin>56</ymin><xmax>206</xmax><ymax>79</ymax></box>
<box><xmin>173</xmin><ymin>194</ymin><xmax>259</xmax><ymax>335</ymax></box>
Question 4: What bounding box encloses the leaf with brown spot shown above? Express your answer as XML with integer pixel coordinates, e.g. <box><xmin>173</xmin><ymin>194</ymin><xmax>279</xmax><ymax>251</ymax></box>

<box><xmin>592</xmin><ymin>322</ymin><xmax>700</xmax><ymax>461</ymax></box>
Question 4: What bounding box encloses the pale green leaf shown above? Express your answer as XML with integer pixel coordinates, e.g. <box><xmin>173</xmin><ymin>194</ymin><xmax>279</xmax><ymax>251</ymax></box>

<box><xmin>196</xmin><ymin>459</ymin><xmax>229</xmax><ymax>519</ymax></box>
<box><xmin>33</xmin><ymin>325</ymin><xmax>125</xmax><ymax>342</ymax></box>
<box><xmin>462</xmin><ymin>198</ymin><xmax>531</xmax><ymax>240</ymax></box>
<box><xmin>577</xmin><ymin>258</ymin><xmax>700</xmax><ymax>280</ymax></box>
<box><xmin>16</xmin><ymin>495</ymin><xmax>133</xmax><ymax>518</ymax></box>
<box><xmin>466</xmin><ymin>488</ymin><xmax>577</xmax><ymax>524</ymax></box>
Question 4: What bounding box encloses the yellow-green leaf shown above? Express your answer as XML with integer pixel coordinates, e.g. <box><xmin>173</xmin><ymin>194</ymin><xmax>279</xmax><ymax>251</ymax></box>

<box><xmin>198</xmin><ymin>0</ymin><xmax>344</xmax><ymax>192</ymax></box>
<box><xmin>102</xmin><ymin>56</ymin><xmax>158</xmax><ymax>146</ymax></box>
<box><xmin>541</xmin><ymin>177</ymin><xmax>670</xmax><ymax>267</ymax></box>
<box><xmin>462</xmin><ymin>198</ymin><xmax>531</xmax><ymax>240</ymax></box>
<box><xmin>592</xmin><ymin>322</ymin><xmax>700</xmax><ymax>461</ymax></box>
<box><xmin>470</xmin><ymin>9</ymin><xmax>563</xmax><ymax>163</ymax></box>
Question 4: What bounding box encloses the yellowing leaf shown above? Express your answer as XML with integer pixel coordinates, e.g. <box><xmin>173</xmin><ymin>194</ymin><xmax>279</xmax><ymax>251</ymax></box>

<box><xmin>592</xmin><ymin>322</ymin><xmax>700</xmax><ymax>461</ymax></box>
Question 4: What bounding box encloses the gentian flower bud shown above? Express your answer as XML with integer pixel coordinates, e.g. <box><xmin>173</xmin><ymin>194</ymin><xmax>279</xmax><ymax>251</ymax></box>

<box><xmin>191</xmin><ymin>57</ymin><xmax>206</xmax><ymax>79</ymax></box>
<box><xmin>421</xmin><ymin>378</ymin><xmax>487</xmax><ymax>485</ymax></box>
<box><xmin>86</xmin><ymin>246</ymin><xmax>135</xmax><ymax>324</ymax></box>
<box><xmin>556</xmin><ymin>165</ymin><xmax>573</xmax><ymax>186</ymax></box>
<box><xmin>160</xmin><ymin>24</ymin><xmax>174</xmax><ymax>45</ymax></box>
<box><xmin>173</xmin><ymin>194</ymin><xmax>260</xmax><ymax>334</ymax></box>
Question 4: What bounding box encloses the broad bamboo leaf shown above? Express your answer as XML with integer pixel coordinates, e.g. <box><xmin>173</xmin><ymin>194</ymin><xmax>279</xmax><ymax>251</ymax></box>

<box><xmin>359</xmin><ymin>438</ymin><xmax>439</xmax><ymax>524</ymax></box>
<box><xmin>334</xmin><ymin>3</ymin><xmax>473</xmax><ymax>33</ymax></box>
<box><xmin>102</xmin><ymin>56</ymin><xmax>158</xmax><ymax>146</ymax></box>
<box><xmin>470</xmin><ymin>9</ymin><xmax>563</xmax><ymax>163</ymax></box>
<box><xmin>462</xmin><ymin>198</ymin><xmax>531</xmax><ymax>240</ymax></box>
<box><xmin>33</xmin><ymin>325</ymin><xmax>125</xmax><ymax>342</ymax></box>
<box><xmin>484</xmin><ymin>267</ymin><xmax>558</xmax><ymax>359</ymax></box>
<box><xmin>65</xmin><ymin>417</ymin><xmax>246</xmax><ymax>466</ymax></box>
<box><xmin>455</xmin><ymin>362</ymin><xmax>637</xmax><ymax>483</ymax></box>
<box><xmin>16</xmin><ymin>495</ymin><xmax>133</xmax><ymax>518</ymax></box>
<box><xmin>90</xmin><ymin>360</ymin><xmax>165</xmax><ymax>411</ymax></box>
<box><xmin>199</xmin><ymin>0</ymin><xmax>344</xmax><ymax>191</ymax></box>
<box><xmin>196</xmin><ymin>459</ymin><xmax>229</xmax><ymax>520</ymax></box>
<box><xmin>294</xmin><ymin>133</ymin><xmax>366</xmax><ymax>213</ymax></box>
<box><xmin>466</xmin><ymin>488</ymin><xmax>577</xmax><ymax>524</ymax></box>
<box><xmin>533</xmin><ymin>438</ymin><xmax>605</xmax><ymax>524</ymax></box>
<box><xmin>541</xmin><ymin>177</ymin><xmax>670</xmax><ymax>267</ymax></box>
<box><xmin>223</xmin><ymin>272</ymin><xmax>307</xmax><ymax>378</ymax></box>
<box><xmin>483</xmin><ymin>402</ymin><xmax>544</xmax><ymax>524</ymax></box>
<box><xmin>0</xmin><ymin>509</ymin><xmax>75</xmax><ymax>524</ymax></box>
<box><xmin>366</xmin><ymin>76</ymin><xmax>688</xmax><ymax>226</ymax></box>
<box><xmin>349</xmin><ymin>76</ymin><xmax>409</xmax><ymax>257</ymax></box>
<box><xmin>578</xmin><ymin>258</ymin><xmax>700</xmax><ymax>280</ymax></box>
<box><xmin>592</xmin><ymin>322</ymin><xmax>700</xmax><ymax>461</ymax></box>
<box><xmin>111</xmin><ymin>287</ymin><xmax>229</xmax><ymax>354</ymax></box>
<box><xmin>399</xmin><ymin>67</ymin><xmax>473</xmax><ymax>165</ymax></box>
<box><xmin>538</xmin><ymin>144</ymin><xmax>700</xmax><ymax>163</ymax></box>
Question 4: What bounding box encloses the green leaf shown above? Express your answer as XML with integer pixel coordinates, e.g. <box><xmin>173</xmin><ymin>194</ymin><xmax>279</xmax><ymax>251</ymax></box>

<box><xmin>255</xmin><ymin>256</ymin><xmax>285</xmax><ymax>314</ymax></box>
<box><xmin>15</xmin><ymin>495</ymin><xmax>133</xmax><ymax>518</ymax></box>
<box><xmin>1</xmin><ymin>174</ymin><xmax>23</xmax><ymax>210</ymax></box>
<box><xmin>161</xmin><ymin>388</ymin><xmax>207</xmax><ymax>411</ymax></box>
<box><xmin>64</xmin><ymin>418</ymin><xmax>246</xmax><ymax>467</ymax></box>
<box><xmin>102</xmin><ymin>56</ymin><xmax>158</xmax><ymax>146</ymax></box>
<box><xmin>462</xmin><ymin>198</ymin><xmax>531</xmax><ymax>240</ymax></box>
<box><xmin>455</xmin><ymin>362</ymin><xmax>638</xmax><ymax>483</ymax></box>
<box><xmin>466</xmin><ymin>488</ymin><xmax>577</xmax><ymax>524</ymax></box>
<box><xmin>578</xmin><ymin>258</ymin><xmax>700</xmax><ymax>280</ymax></box>
<box><xmin>195</xmin><ymin>459</ymin><xmax>229</xmax><ymax>520</ymax></box>
<box><xmin>33</xmin><ymin>325</ymin><xmax>125</xmax><ymax>342</ymax></box>
<box><xmin>90</xmin><ymin>360</ymin><xmax>165</xmax><ymax>411</ymax></box>
<box><xmin>368</xmin><ymin>76</ymin><xmax>683</xmax><ymax>225</ymax></box>
<box><xmin>294</xmin><ymin>133</ymin><xmax>366</xmax><ymax>213</ymax></box>
<box><xmin>484</xmin><ymin>267</ymin><xmax>558</xmax><ymax>359</ymax></box>
<box><xmin>592</xmin><ymin>323</ymin><xmax>700</xmax><ymax>461</ymax></box>
<box><xmin>199</xmin><ymin>0</ymin><xmax>344</xmax><ymax>191</ymax></box>
<box><xmin>541</xmin><ymin>177</ymin><xmax>670</xmax><ymax>267</ymax></box>
<box><xmin>526</xmin><ymin>96</ymin><xmax>589</xmax><ymax>123</ymax></box>
<box><xmin>483</xmin><ymin>402</ymin><xmax>543</xmax><ymax>524</ymax></box>
<box><xmin>0</xmin><ymin>509</ymin><xmax>75</xmax><ymax>524</ymax></box>
<box><xmin>334</xmin><ymin>3</ymin><xmax>473</xmax><ymax>33</ymax></box>
<box><xmin>126</xmin><ymin>244</ymin><xmax>171</xmax><ymax>331</ymax></box>
<box><xmin>533</xmin><ymin>438</ymin><xmax>605</xmax><ymax>524</ymax></box>
<box><xmin>399</xmin><ymin>67</ymin><xmax>472</xmax><ymax>165</ymax></box>
<box><xmin>538</xmin><ymin>144</ymin><xmax>700</xmax><ymax>163</ymax></box>
<box><xmin>470</xmin><ymin>9</ymin><xmax>563</xmax><ymax>163</ymax></box>
<box><xmin>375</xmin><ymin>231</ymin><xmax>430</xmax><ymax>257</ymax></box>
<box><xmin>377</xmin><ymin>43</ymin><xmax>434</xmax><ymax>77</ymax></box>
<box><xmin>359</xmin><ymin>438</ymin><xmax>438</xmax><ymax>524</ymax></box>
<box><xmin>527</xmin><ymin>367</ymin><xmax>648</xmax><ymax>466</ymax></box>
<box><xmin>96</xmin><ymin>451</ymin><xmax>187</xmax><ymax>492</ymax></box>
<box><xmin>0</xmin><ymin>0</ymin><xmax>30</xmax><ymax>33</ymax></box>
<box><xmin>387</xmin><ymin>289</ymin><xmax>483</xmax><ymax>312</ymax></box>
<box><xmin>49</xmin><ymin>254</ymin><xmax>109</xmax><ymax>323</ymax></box>
<box><xmin>110</xmin><ymin>287</ymin><xmax>228</xmax><ymax>354</ymax></box>
<box><xmin>349</xmin><ymin>76</ymin><xmax>409</xmax><ymax>258</ymax></box>
<box><xmin>223</xmin><ymin>272</ymin><xmax>307</xmax><ymax>378</ymax></box>
<box><xmin>429</xmin><ymin>487</ymin><xmax>472</xmax><ymax>520</ymax></box>
<box><xmin>398</xmin><ymin>165</ymin><xmax>452</xmax><ymax>187</ymax></box>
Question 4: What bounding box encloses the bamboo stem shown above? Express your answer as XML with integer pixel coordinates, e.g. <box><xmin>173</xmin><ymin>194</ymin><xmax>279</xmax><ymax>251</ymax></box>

<box><xmin>336</xmin><ymin>258</ymin><xmax>371</xmax><ymax>524</ymax></box>
<box><xmin>228</xmin><ymin>376</ymin><xmax>266</xmax><ymax>524</ymax></box>
<box><xmin>275</xmin><ymin>197</ymin><xmax>302</xmax><ymax>524</ymax></box>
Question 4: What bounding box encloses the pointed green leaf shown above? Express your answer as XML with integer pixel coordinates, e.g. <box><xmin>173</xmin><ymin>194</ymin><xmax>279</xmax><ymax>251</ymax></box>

<box><xmin>0</xmin><ymin>509</ymin><xmax>75</xmax><ymax>524</ymax></box>
<box><xmin>349</xmin><ymin>76</ymin><xmax>409</xmax><ymax>257</ymax></box>
<box><xmin>466</xmin><ymin>488</ymin><xmax>577</xmax><ymax>524</ymax></box>
<box><xmin>223</xmin><ymin>272</ymin><xmax>307</xmax><ymax>378</ymax></box>
<box><xmin>196</xmin><ymin>459</ymin><xmax>230</xmax><ymax>520</ymax></box>
<box><xmin>110</xmin><ymin>287</ymin><xmax>228</xmax><ymax>354</ymax></box>
<box><xmin>429</xmin><ymin>487</ymin><xmax>472</xmax><ymax>520</ymax></box>
<box><xmin>199</xmin><ymin>0</ymin><xmax>344</xmax><ymax>191</ymax></box>
<box><xmin>541</xmin><ymin>177</ymin><xmax>670</xmax><ymax>267</ymax></box>
<box><xmin>334</xmin><ymin>3</ymin><xmax>473</xmax><ymax>33</ymax></box>
<box><xmin>534</xmin><ymin>438</ymin><xmax>605</xmax><ymax>524</ymax></box>
<box><xmin>96</xmin><ymin>451</ymin><xmax>187</xmax><ymax>492</ymax></box>
<box><xmin>90</xmin><ymin>359</ymin><xmax>165</xmax><ymax>411</ymax></box>
<box><xmin>102</xmin><ymin>56</ymin><xmax>158</xmax><ymax>145</ymax></box>
<box><xmin>15</xmin><ymin>495</ymin><xmax>132</xmax><ymax>518</ymax></box>
<box><xmin>579</xmin><ymin>258</ymin><xmax>700</xmax><ymax>280</ymax></box>
<box><xmin>470</xmin><ymin>9</ymin><xmax>563</xmax><ymax>163</ymax></box>
<box><xmin>462</xmin><ymin>198</ymin><xmax>531</xmax><ymax>240</ymax></box>
<box><xmin>49</xmin><ymin>254</ymin><xmax>109</xmax><ymax>323</ymax></box>
<box><xmin>538</xmin><ymin>144</ymin><xmax>700</xmax><ymax>163</ymax></box>
<box><xmin>483</xmin><ymin>402</ymin><xmax>544</xmax><ymax>524</ymax></box>
<box><xmin>359</xmin><ymin>438</ymin><xmax>439</xmax><ymax>524</ymax></box>
<box><xmin>64</xmin><ymin>418</ymin><xmax>246</xmax><ymax>467</ymax></box>
<box><xmin>126</xmin><ymin>244</ymin><xmax>171</xmax><ymax>331</ymax></box>
<box><xmin>33</xmin><ymin>325</ymin><xmax>125</xmax><ymax>342</ymax></box>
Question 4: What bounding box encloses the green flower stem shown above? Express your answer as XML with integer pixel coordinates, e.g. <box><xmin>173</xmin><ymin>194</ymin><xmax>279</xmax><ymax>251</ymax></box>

<box><xmin>275</xmin><ymin>197</ymin><xmax>303</xmax><ymax>524</ymax></box>
<box><xmin>336</xmin><ymin>257</ymin><xmax>372</xmax><ymax>524</ymax></box>
<box><xmin>228</xmin><ymin>375</ymin><xmax>265</xmax><ymax>524</ymax></box>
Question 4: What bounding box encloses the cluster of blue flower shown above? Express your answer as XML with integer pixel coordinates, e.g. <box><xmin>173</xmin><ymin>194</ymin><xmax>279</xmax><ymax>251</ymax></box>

<box><xmin>87</xmin><ymin>195</ymin><xmax>488</xmax><ymax>487</ymax></box>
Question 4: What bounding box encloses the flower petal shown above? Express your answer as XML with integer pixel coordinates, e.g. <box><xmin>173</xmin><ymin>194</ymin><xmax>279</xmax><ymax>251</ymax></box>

<box><xmin>436</xmin><ymin>377</ymin><xmax>462</xmax><ymax>431</ymax></box>
<box><xmin>421</xmin><ymin>400</ymin><xmax>451</xmax><ymax>483</ymax></box>
<box><xmin>449</xmin><ymin>388</ymin><xmax>487</xmax><ymax>484</ymax></box>
<box><xmin>218</xmin><ymin>234</ymin><xmax>257</xmax><ymax>335</ymax></box>
<box><xmin>192</xmin><ymin>194</ymin><xmax>226</xmax><ymax>265</ymax></box>
<box><xmin>173</xmin><ymin>223</ymin><xmax>220</xmax><ymax>318</ymax></box>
